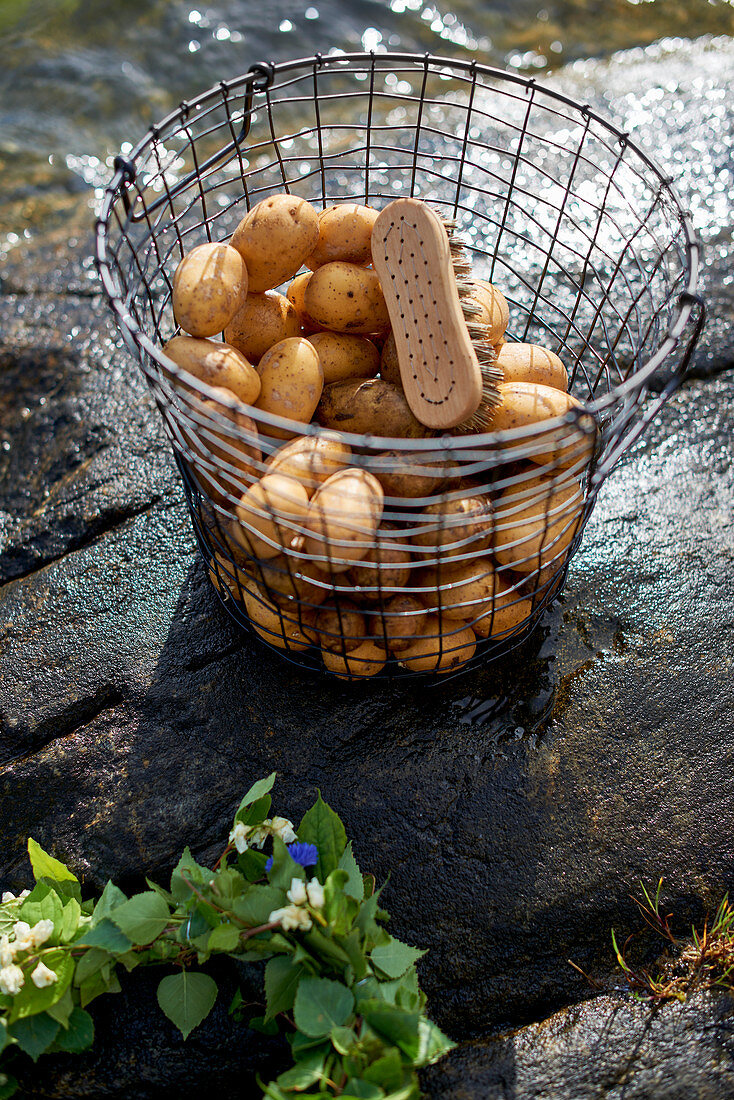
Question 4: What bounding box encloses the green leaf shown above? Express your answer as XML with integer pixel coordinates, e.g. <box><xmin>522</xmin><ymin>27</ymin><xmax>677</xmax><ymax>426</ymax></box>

<box><xmin>170</xmin><ymin>847</ymin><xmax>209</xmax><ymax>903</ymax></box>
<box><xmin>59</xmin><ymin>897</ymin><xmax>82</xmax><ymax>943</ymax></box>
<box><xmin>381</xmin><ymin>1081</ymin><xmax>420</xmax><ymax>1100</ymax></box>
<box><xmin>338</xmin><ymin>843</ymin><xmax>364</xmax><ymax>901</ymax></box>
<box><xmin>415</xmin><ymin>1018</ymin><xmax>456</xmax><ymax>1067</ymax></box>
<box><xmin>238</xmin><ymin>793</ymin><xmax>272</xmax><ymax>827</ymax></box>
<box><xmin>73</xmin><ymin>948</ymin><xmax>111</xmax><ymax>986</ymax></box>
<box><xmin>111</xmin><ymin>892</ymin><xmax>170</xmax><ymax>945</ymax></box>
<box><xmin>343</xmin><ymin>1081</ymin><xmax>383</xmax><ymax>1099</ymax></box>
<box><xmin>0</xmin><ymin>1073</ymin><xmax>17</xmax><ymax>1100</ymax></box>
<box><xmin>9</xmin><ymin>1013</ymin><xmax>60</xmax><ymax>1061</ymax></box>
<box><xmin>362</xmin><ymin>1048</ymin><xmax>405</xmax><ymax>1091</ymax></box>
<box><xmin>358</xmin><ymin>1001</ymin><xmax>421</xmax><ymax>1061</ymax></box>
<box><xmin>237</xmin><ymin>849</ymin><xmax>269</xmax><ymax>882</ymax></box>
<box><xmin>207</xmin><ymin>923</ymin><xmax>240</xmax><ymax>953</ymax></box>
<box><xmin>331</xmin><ymin>1025</ymin><xmax>358</xmax><ymax>1055</ymax></box>
<box><xmin>54</xmin><ymin>1007</ymin><xmax>95</xmax><ymax>1053</ymax></box>
<box><xmin>248</xmin><ymin>1013</ymin><xmax>279</xmax><ymax>1035</ymax></box>
<box><xmin>378</xmin><ymin>969</ymin><xmax>423</xmax><ymax>1012</ymax></box>
<box><xmin>233</xmin><ymin>884</ymin><xmax>286</xmax><ymax>927</ymax></box>
<box><xmin>340</xmin><ymin>929</ymin><xmax>368</xmax><ymax>982</ymax></box>
<box><xmin>276</xmin><ymin>1049</ymin><xmax>326</xmax><ymax>1091</ymax></box>
<box><xmin>293</xmin><ymin>976</ymin><xmax>354</xmax><ymax>1038</ymax></box>
<box><xmin>298</xmin><ymin>793</ymin><xmax>347</xmax><ymax>882</ymax></box>
<box><xmin>91</xmin><ymin>881</ymin><xmax>128</xmax><ymax>926</ymax></box>
<box><xmin>77</xmin><ymin>918</ymin><xmax>132</xmax><ymax>954</ymax></box>
<box><xmin>235</xmin><ymin>773</ymin><xmax>277</xmax><ymax>820</ymax></box>
<box><xmin>145</xmin><ymin>878</ymin><xmax>175</xmax><ymax>905</ymax></box>
<box><xmin>303</xmin><ymin>927</ymin><xmax>351</xmax><ymax>967</ymax></box>
<box><xmin>264</xmin><ymin>954</ymin><xmax>303</xmax><ymax>1021</ymax></box>
<box><xmin>371</xmin><ymin>937</ymin><xmax>426</xmax><ymax>981</ymax></box>
<box><xmin>18</xmin><ymin>884</ymin><xmax>63</xmax><ymax>932</ymax></box>
<box><xmin>9</xmin><ymin>951</ymin><xmax>74</xmax><ymax>1023</ymax></box>
<box><xmin>46</xmin><ymin>986</ymin><xmax>74</xmax><ymax>1027</ymax></box>
<box><xmin>27</xmin><ymin>838</ymin><xmax>78</xmax><ymax>883</ymax></box>
<box><xmin>157</xmin><ymin>971</ymin><xmax>217</xmax><ymax>1040</ymax></box>
<box><xmin>79</xmin><ymin>969</ymin><xmax>115</xmax><ymax>1009</ymax></box>
<box><xmin>268</xmin><ymin>838</ymin><xmax>307</xmax><ymax>892</ymax></box>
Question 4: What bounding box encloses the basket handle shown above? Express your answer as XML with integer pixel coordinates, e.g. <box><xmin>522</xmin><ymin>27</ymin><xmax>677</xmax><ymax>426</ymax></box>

<box><xmin>115</xmin><ymin>62</ymin><xmax>276</xmax><ymax>222</ymax></box>
<box><xmin>592</xmin><ymin>291</ymin><xmax>706</xmax><ymax>486</ymax></box>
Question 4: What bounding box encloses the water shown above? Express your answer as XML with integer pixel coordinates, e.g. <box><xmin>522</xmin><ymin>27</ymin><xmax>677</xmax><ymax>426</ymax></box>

<box><xmin>1</xmin><ymin>0</ymin><xmax>733</xmax><ymax>239</ymax></box>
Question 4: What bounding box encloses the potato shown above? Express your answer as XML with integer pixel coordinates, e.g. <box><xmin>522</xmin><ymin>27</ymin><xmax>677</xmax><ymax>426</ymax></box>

<box><xmin>316</xmin><ymin>379</ymin><xmax>428</xmax><ymax>439</ymax></box>
<box><xmin>496</xmin><ymin>343</ymin><xmax>568</xmax><ymax>392</ymax></box>
<box><xmin>379</xmin><ymin>331</ymin><xmax>401</xmax><ymax>387</ymax></box>
<box><xmin>411</xmin><ymin>492</ymin><xmax>494</xmax><ymax>564</ymax></box>
<box><xmin>208</xmin><ymin>551</ymin><xmax>252</xmax><ymax>599</ymax></box>
<box><xmin>374</xmin><ymin>594</ymin><xmax>427</xmax><ymax>653</ymax></box>
<box><xmin>242</xmin><ymin>576</ymin><xmax>316</xmax><ymax>651</ymax></box>
<box><xmin>230</xmin><ymin>194</ymin><xmax>319</xmax><ymax>293</ymax></box>
<box><xmin>397</xmin><ymin>615</ymin><xmax>476</xmax><ymax>673</ymax></box>
<box><xmin>286</xmin><ymin>271</ymin><xmax>322</xmax><ymax>335</ymax></box>
<box><xmin>182</xmin><ymin>386</ymin><xmax>261</xmax><ymax>506</ymax></box>
<box><xmin>490</xmin><ymin>381</ymin><xmax>593</xmax><ymax>469</ymax></box>
<box><xmin>304</xmin><ymin>262</ymin><xmax>390</xmax><ymax>334</ymax></box>
<box><xmin>254</xmin><ymin>337</ymin><xmax>324</xmax><ymax>437</ymax></box>
<box><xmin>172</xmin><ymin>242</ymin><xmax>248</xmax><ymax>338</ymax></box>
<box><xmin>164</xmin><ymin>336</ymin><xmax>260</xmax><ymax>406</ymax></box>
<box><xmin>233</xmin><ymin>473</ymin><xmax>310</xmax><ymax>559</ymax></box>
<box><xmin>305</xmin><ymin>204</ymin><xmax>379</xmax><ymax>270</ymax></box>
<box><xmin>306</xmin><ymin>332</ymin><xmax>380</xmax><ymax>385</ymax></box>
<box><xmin>417</xmin><ymin>559</ymin><xmax>497</xmax><ymax>621</ymax></box>
<box><xmin>348</xmin><ymin>524</ymin><xmax>412</xmax><ymax>600</ymax></box>
<box><xmin>265</xmin><ymin>434</ymin><xmax>353</xmax><ymax>495</ymax></box>
<box><xmin>304</xmin><ymin>468</ymin><xmax>384</xmax><ymax>573</ymax></box>
<box><xmin>322</xmin><ymin>640</ymin><xmax>387</xmax><ymax>680</ymax></box>
<box><xmin>249</xmin><ymin>549</ymin><xmax>331</xmax><ymax>609</ymax></box>
<box><xmin>473</xmin><ymin>576</ymin><xmax>535</xmax><ymax>639</ymax></box>
<box><xmin>493</xmin><ymin>474</ymin><xmax>583</xmax><ymax>573</ymax></box>
<box><xmin>472</xmin><ymin>281</ymin><xmax>509</xmax><ymax>345</ymax></box>
<box><xmin>311</xmin><ymin>601</ymin><xmax>366</xmax><ymax>653</ymax></box>
<box><xmin>372</xmin><ymin>450</ymin><xmax>448</xmax><ymax>499</ymax></box>
<box><xmin>224</xmin><ymin>291</ymin><xmax>301</xmax><ymax>363</ymax></box>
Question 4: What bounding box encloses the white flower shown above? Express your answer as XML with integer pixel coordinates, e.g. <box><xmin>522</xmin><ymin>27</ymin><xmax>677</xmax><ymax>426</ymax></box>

<box><xmin>229</xmin><ymin>821</ymin><xmax>249</xmax><ymax>854</ymax></box>
<box><xmin>268</xmin><ymin>905</ymin><xmax>313</xmax><ymax>932</ymax></box>
<box><xmin>1</xmin><ymin>892</ymin><xmax>15</xmax><ymax>904</ymax></box>
<box><xmin>18</xmin><ymin>890</ymin><xmax>30</xmax><ymax>901</ymax></box>
<box><xmin>286</xmin><ymin>878</ymin><xmax>307</xmax><ymax>906</ymax></box>
<box><xmin>0</xmin><ymin>964</ymin><xmax>25</xmax><ymax>996</ymax></box>
<box><xmin>0</xmin><ymin>935</ymin><xmax>13</xmax><ymax>968</ymax></box>
<box><xmin>247</xmin><ymin>826</ymin><xmax>270</xmax><ymax>850</ymax></box>
<box><xmin>31</xmin><ymin>920</ymin><xmax>55</xmax><ymax>949</ymax></box>
<box><xmin>306</xmin><ymin>878</ymin><xmax>325</xmax><ymax>910</ymax></box>
<box><xmin>12</xmin><ymin>921</ymin><xmax>34</xmax><ymax>953</ymax></box>
<box><xmin>31</xmin><ymin>960</ymin><xmax>58</xmax><ymax>989</ymax></box>
<box><xmin>270</xmin><ymin>817</ymin><xmax>297</xmax><ymax>844</ymax></box>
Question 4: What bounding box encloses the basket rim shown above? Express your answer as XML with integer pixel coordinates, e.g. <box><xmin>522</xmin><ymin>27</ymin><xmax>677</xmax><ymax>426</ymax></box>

<box><xmin>95</xmin><ymin>50</ymin><xmax>703</xmax><ymax>446</ymax></box>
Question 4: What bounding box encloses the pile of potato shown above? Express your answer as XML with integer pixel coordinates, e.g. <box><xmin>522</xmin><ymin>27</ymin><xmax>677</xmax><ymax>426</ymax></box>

<box><xmin>164</xmin><ymin>193</ymin><xmax>589</xmax><ymax>679</ymax></box>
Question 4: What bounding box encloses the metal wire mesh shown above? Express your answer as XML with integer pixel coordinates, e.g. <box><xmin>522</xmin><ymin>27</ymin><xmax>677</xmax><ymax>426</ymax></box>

<box><xmin>95</xmin><ymin>52</ymin><xmax>704</xmax><ymax>681</ymax></box>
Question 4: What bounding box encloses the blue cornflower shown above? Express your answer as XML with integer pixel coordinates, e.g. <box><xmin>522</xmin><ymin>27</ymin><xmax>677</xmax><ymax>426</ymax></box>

<box><xmin>265</xmin><ymin>842</ymin><xmax>318</xmax><ymax>872</ymax></box>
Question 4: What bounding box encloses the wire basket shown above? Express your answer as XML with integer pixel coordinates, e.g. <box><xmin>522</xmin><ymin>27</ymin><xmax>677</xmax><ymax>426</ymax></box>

<box><xmin>95</xmin><ymin>52</ymin><xmax>704</xmax><ymax>681</ymax></box>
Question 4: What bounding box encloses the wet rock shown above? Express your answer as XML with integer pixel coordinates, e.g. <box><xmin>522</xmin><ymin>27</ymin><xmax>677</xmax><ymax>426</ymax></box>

<box><xmin>423</xmin><ymin>991</ymin><xmax>734</xmax><ymax>1100</ymax></box>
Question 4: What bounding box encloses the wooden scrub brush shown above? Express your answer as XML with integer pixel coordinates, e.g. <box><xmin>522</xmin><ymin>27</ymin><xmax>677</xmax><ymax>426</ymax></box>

<box><xmin>371</xmin><ymin>198</ymin><xmax>503</xmax><ymax>433</ymax></box>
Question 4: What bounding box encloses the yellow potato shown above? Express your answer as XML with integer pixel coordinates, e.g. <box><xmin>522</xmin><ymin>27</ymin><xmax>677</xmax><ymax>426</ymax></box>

<box><xmin>372</xmin><ymin>450</ymin><xmax>449</xmax><ymax>499</ymax></box>
<box><xmin>304</xmin><ymin>262</ymin><xmax>390</xmax><ymax>334</ymax></box>
<box><xmin>473</xmin><ymin>576</ymin><xmax>535</xmax><ymax>639</ymax></box>
<box><xmin>316</xmin><ymin>379</ymin><xmax>428</xmax><ymax>438</ymax></box>
<box><xmin>417</xmin><ymin>559</ymin><xmax>498</xmax><ymax>621</ymax></box>
<box><xmin>321</xmin><ymin>640</ymin><xmax>387</xmax><ymax>680</ymax></box>
<box><xmin>411</xmin><ymin>492</ymin><xmax>494</xmax><ymax>564</ymax></box>
<box><xmin>265</xmin><ymin>434</ymin><xmax>353</xmax><ymax>495</ymax></box>
<box><xmin>496</xmin><ymin>343</ymin><xmax>568</xmax><ymax>392</ymax></box>
<box><xmin>348</xmin><ymin>524</ymin><xmax>412</xmax><ymax>601</ymax></box>
<box><xmin>311</xmin><ymin>601</ymin><xmax>366</xmax><ymax>653</ymax></box>
<box><xmin>493</xmin><ymin>474</ymin><xmax>583</xmax><ymax>573</ymax></box>
<box><xmin>172</xmin><ymin>242</ymin><xmax>248</xmax><ymax>338</ymax></box>
<box><xmin>243</xmin><ymin>577</ymin><xmax>316</xmax><ymax>651</ymax></box>
<box><xmin>233</xmin><ymin>473</ymin><xmax>310</xmax><ymax>559</ymax></box>
<box><xmin>164</xmin><ymin>335</ymin><xmax>261</xmax><ymax>406</ymax></box>
<box><xmin>472</xmin><ymin>281</ymin><xmax>509</xmax><ymax>345</ymax></box>
<box><xmin>230</xmin><ymin>194</ymin><xmax>319</xmax><ymax>292</ymax></box>
<box><xmin>208</xmin><ymin>551</ymin><xmax>252</xmax><ymax>600</ymax></box>
<box><xmin>224</xmin><ymin>291</ymin><xmax>301</xmax><ymax>363</ymax></box>
<box><xmin>397</xmin><ymin>615</ymin><xmax>476</xmax><ymax>673</ymax></box>
<box><xmin>182</xmin><ymin>386</ymin><xmax>261</xmax><ymax>506</ymax></box>
<box><xmin>490</xmin><ymin>381</ymin><xmax>593</xmax><ymax>469</ymax></box>
<box><xmin>373</xmin><ymin>594</ymin><xmax>427</xmax><ymax>653</ymax></box>
<box><xmin>286</xmin><ymin>271</ymin><xmax>322</xmax><ymax>335</ymax></box>
<box><xmin>249</xmin><ymin>550</ymin><xmax>331</xmax><ymax>609</ymax></box>
<box><xmin>255</xmin><ymin>337</ymin><xmax>324</xmax><ymax>435</ymax></box>
<box><xmin>305</xmin><ymin>204</ymin><xmax>379</xmax><ymax>270</ymax></box>
<box><xmin>306</xmin><ymin>332</ymin><xmax>380</xmax><ymax>385</ymax></box>
<box><xmin>304</xmin><ymin>468</ymin><xmax>384</xmax><ymax>573</ymax></box>
<box><xmin>379</xmin><ymin>331</ymin><xmax>401</xmax><ymax>387</ymax></box>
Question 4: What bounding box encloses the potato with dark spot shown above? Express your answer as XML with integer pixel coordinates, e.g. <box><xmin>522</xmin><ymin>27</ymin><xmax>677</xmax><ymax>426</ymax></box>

<box><xmin>233</xmin><ymin>472</ymin><xmax>310</xmax><ymax>559</ymax></box>
<box><xmin>265</xmin><ymin>434</ymin><xmax>353</xmax><ymax>495</ymax></box>
<box><xmin>490</xmin><ymin>381</ymin><xmax>593</xmax><ymax>468</ymax></box>
<box><xmin>473</xmin><ymin>576</ymin><xmax>535</xmax><ymax>639</ymax></box>
<box><xmin>304</xmin><ymin>468</ymin><xmax>384</xmax><ymax>573</ymax></box>
<box><xmin>255</xmin><ymin>337</ymin><xmax>324</xmax><ymax>434</ymax></box>
<box><xmin>306</xmin><ymin>332</ymin><xmax>380</xmax><ymax>385</ymax></box>
<box><xmin>373</xmin><ymin>450</ymin><xmax>449</xmax><ymax>499</ymax></box>
<box><xmin>379</xmin><ymin>331</ymin><xmax>402</xmax><ymax>386</ymax></box>
<box><xmin>375</xmin><ymin>594</ymin><xmax>427</xmax><ymax>653</ymax></box>
<box><xmin>321</xmin><ymin>640</ymin><xmax>387</xmax><ymax>680</ymax></box>
<box><xmin>164</xmin><ymin>335</ymin><xmax>260</xmax><ymax>406</ymax></box>
<box><xmin>230</xmin><ymin>194</ymin><xmax>319</xmax><ymax>292</ymax></box>
<box><xmin>496</xmin><ymin>343</ymin><xmax>568</xmax><ymax>392</ymax></box>
<box><xmin>286</xmin><ymin>271</ymin><xmax>322</xmax><ymax>334</ymax></box>
<box><xmin>493</xmin><ymin>474</ymin><xmax>583</xmax><ymax>573</ymax></box>
<box><xmin>304</xmin><ymin>262</ymin><xmax>390</xmax><ymax>334</ymax></box>
<box><xmin>411</xmin><ymin>492</ymin><xmax>494</xmax><ymax>563</ymax></box>
<box><xmin>242</xmin><ymin>574</ymin><xmax>316</xmax><ymax>651</ymax></box>
<box><xmin>305</xmin><ymin>204</ymin><xmax>379</xmax><ymax>270</ymax></box>
<box><xmin>181</xmin><ymin>385</ymin><xmax>261</xmax><ymax>506</ymax></box>
<box><xmin>316</xmin><ymin>379</ymin><xmax>428</xmax><ymax>438</ymax></box>
<box><xmin>348</xmin><ymin>524</ymin><xmax>412</xmax><ymax>601</ymax></box>
<box><xmin>224</xmin><ymin>291</ymin><xmax>301</xmax><ymax>363</ymax></box>
<box><xmin>172</xmin><ymin>242</ymin><xmax>248</xmax><ymax>337</ymax></box>
<box><xmin>397</xmin><ymin>615</ymin><xmax>476</xmax><ymax>673</ymax></box>
<box><xmin>311</xmin><ymin>601</ymin><xmax>366</xmax><ymax>653</ymax></box>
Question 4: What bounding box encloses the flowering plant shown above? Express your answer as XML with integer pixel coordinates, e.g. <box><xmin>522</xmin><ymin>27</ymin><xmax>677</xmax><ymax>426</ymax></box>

<box><xmin>0</xmin><ymin>775</ymin><xmax>453</xmax><ymax>1098</ymax></box>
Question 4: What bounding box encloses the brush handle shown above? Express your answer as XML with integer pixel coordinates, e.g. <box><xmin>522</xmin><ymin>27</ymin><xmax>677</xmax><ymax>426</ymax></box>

<box><xmin>371</xmin><ymin>199</ymin><xmax>483</xmax><ymax>431</ymax></box>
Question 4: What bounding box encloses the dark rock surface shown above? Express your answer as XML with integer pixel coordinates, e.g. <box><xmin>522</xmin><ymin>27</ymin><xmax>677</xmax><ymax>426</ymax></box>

<box><xmin>423</xmin><ymin>991</ymin><xmax>734</xmax><ymax>1100</ymax></box>
<box><xmin>1</xmin><ymin>34</ymin><xmax>733</xmax><ymax>1100</ymax></box>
